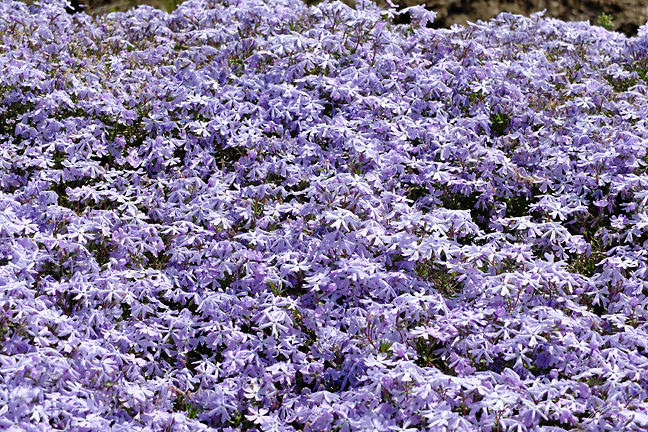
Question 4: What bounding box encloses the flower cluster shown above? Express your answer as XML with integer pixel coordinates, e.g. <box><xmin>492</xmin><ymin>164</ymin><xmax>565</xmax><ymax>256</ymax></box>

<box><xmin>2</xmin><ymin>0</ymin><xmax>648</xmax><ymax>430</ymax></box>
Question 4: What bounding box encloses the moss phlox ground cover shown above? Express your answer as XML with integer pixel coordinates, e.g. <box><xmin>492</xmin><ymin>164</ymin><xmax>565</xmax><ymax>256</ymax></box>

<box><xmin>2</xmin><ymin>0</ymin><xmax>648</xmax><ymax>430</ymax></box>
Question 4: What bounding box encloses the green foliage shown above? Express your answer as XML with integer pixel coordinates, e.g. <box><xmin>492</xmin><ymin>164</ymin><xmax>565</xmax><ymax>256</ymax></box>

<box><xmin>490</xmin><ymin>112</ymin><xmax>510</xmax><ymax>137</ymax></box>
<box><xmin>413</xmin><ymin>337</ymin><xmax>451</xmax><ymax>373</ymax></box>
<box><xmin>161</xmin><ymin>0</ymin><xmax>183</xmax><ymax>12</ymax></box>
<box><xmin>87</xmin><ymin>239</ymin><xmax>114</xmax><ymax>268</ymax></box>
<box><xmin>173</xmin><ymin>394</ymin><xmax>201</xmax><ymax>418</ymax></box>
<box><xmin>598</xmin><ymin>13</ymin><xmax>614</xmax><ymax>31</ymax></box>
<box><xmin>379</xmin><ymin>339</ymin><xmax>393</xmax><ymax>354</ymax></box>
<box><xmin>227</xmin><ymin>410</ymin><xmax>255</xmax><ymax>430</ymax></box>
<box><xmin>405</xmin><ymin>185</ymin><xmax>428</xmax><ymax>203</ymax></box>
<box><xmin>416</xmin><ymin>261</ymin><xmax>461</xmax><ymax>297</ymax></box>
<box><xmin>568</xmin><ymin>249</ymin><xmax>605</xmax><ymax>279</ymax></box>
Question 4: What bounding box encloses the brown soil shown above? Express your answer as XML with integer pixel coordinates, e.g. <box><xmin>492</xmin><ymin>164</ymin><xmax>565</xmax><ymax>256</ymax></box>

<box><xmin>378</xmin><ymin>0</ymin><xmax>648</xmax><ymax>36</ymax></box>
<box><xmin>26</xmin><ymin>0</ymin><xmax>648</xmax><ymax>36</ymax></box>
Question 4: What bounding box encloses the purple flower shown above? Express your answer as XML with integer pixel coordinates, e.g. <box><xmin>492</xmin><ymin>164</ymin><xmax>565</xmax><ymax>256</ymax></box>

<box><xmin>3</xmin><ymin>0</ymin><xmax>648</xmax><ymax>430</ymax></box>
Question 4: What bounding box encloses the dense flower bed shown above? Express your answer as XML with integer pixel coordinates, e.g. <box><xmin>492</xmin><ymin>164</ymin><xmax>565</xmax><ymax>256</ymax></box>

<box><xmin>2</xmin><ymin>0</ymin><xmax>648</xmax><ymax>430</ymax></box>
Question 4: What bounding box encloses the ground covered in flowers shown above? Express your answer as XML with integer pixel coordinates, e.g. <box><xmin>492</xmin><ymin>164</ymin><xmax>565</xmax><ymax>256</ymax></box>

<box><xmin>2</xmin><ymin>0</ymin><xmax>648</xmax><ymax>430</ymax></box>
